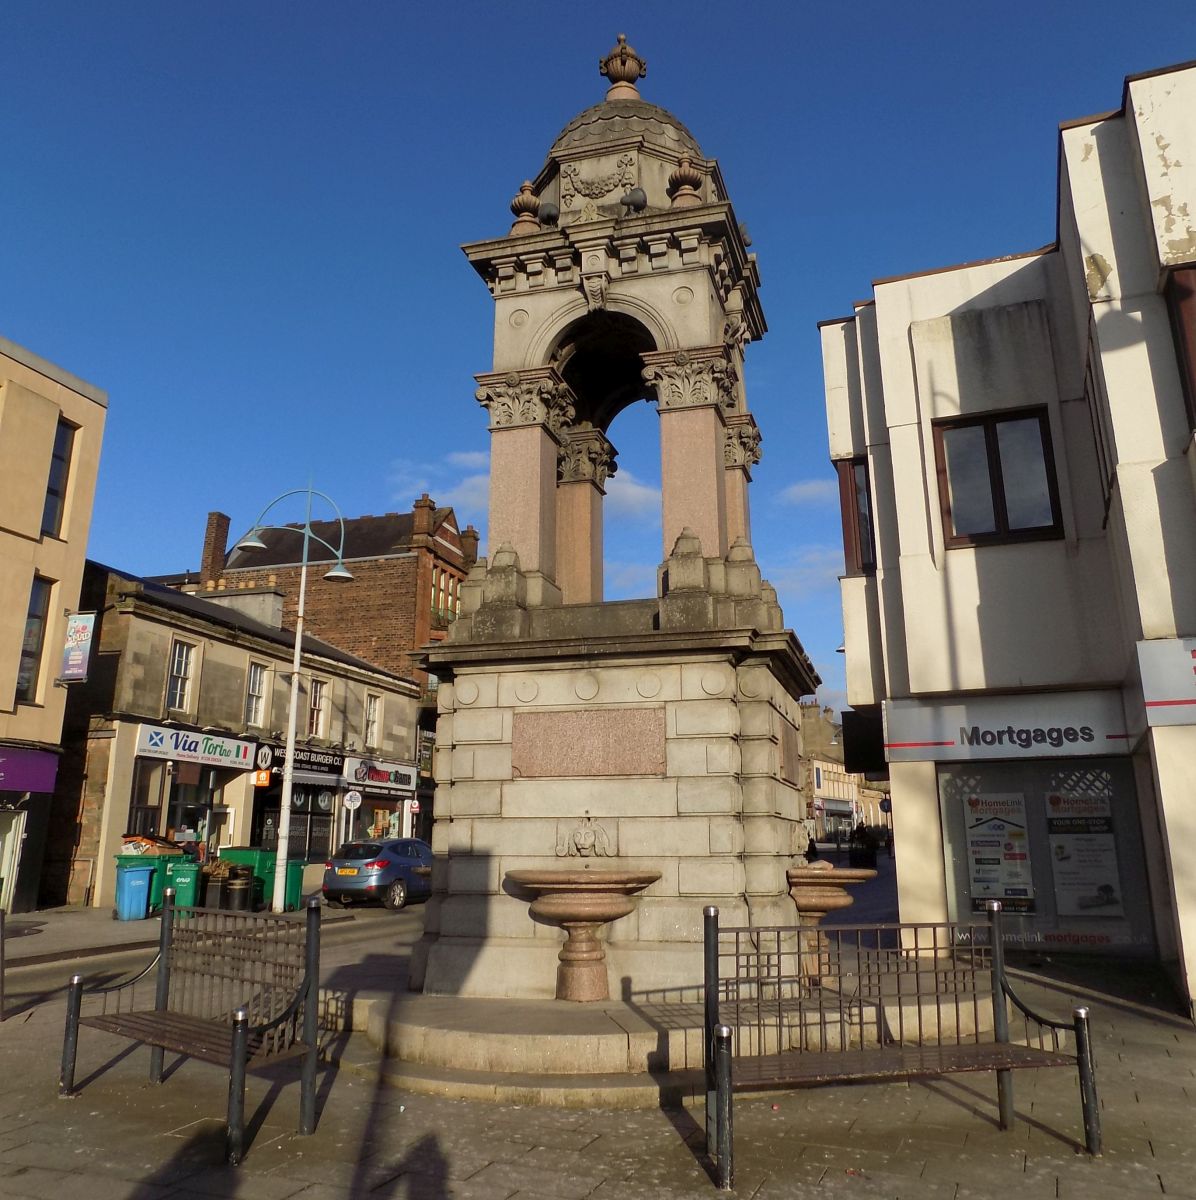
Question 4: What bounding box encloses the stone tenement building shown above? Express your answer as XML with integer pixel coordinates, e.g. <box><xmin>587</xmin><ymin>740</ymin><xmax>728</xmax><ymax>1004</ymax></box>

<box><xmin>163</xmin><ymin>495</ymin><xmax>479</xmax><ymax>689</ymax></box>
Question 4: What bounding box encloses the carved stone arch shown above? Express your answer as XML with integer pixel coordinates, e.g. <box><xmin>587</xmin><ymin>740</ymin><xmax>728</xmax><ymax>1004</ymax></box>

<box><xmin>523</xmin><ymin>291</ymin><xmax>678</xmax><ymax>373</ymax></box>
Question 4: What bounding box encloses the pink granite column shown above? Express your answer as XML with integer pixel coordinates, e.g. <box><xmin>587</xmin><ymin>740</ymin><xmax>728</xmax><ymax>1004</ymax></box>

<box><xmin>724</xmin><ymin>414</ymin><xmax>762</xmax><ymax>546</ymax></box>
<box><xmin>475</xmin><ymin>368</ymin><xmax>576</xmax><ymax>589</ymax></box>
<box><xmin>555</xmin><ymin>427</ymin><xmax>616</xmax><ymax>605</ymax></box>
<box><xmin>642</xmin><ymin>347</ymin><xmax>736</xmax><ymax>561</ymax></box>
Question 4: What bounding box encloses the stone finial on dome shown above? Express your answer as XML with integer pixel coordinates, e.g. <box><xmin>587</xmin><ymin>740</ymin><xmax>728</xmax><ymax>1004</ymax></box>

<box><xmin>509</xmin><ymin>181</ymin><xmax>541</xmax><ymax>237</ymax></box>
<box><xmin>668</xmin><ymin>158</ymin><xmax>703</xmax><ymax>208</ymax></box>
<box><xmin>599</xmin><ymin>33</ymin><xmax>646</xmax><ymax>100</ymax></box>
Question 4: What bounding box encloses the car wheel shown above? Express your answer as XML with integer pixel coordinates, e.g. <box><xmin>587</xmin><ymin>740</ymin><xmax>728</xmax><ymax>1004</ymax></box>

<box><xmin>383</xmin><ymin>879</ymin><xmax>407</xmax><ymax>911</ymax></box>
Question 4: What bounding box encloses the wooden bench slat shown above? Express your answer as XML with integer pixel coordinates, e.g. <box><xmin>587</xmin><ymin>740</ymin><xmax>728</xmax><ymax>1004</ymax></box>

<box><xmin>730</xmin><ymin>1042</ymin><xmax>1075</xmax><ymax>1091</ymax></box>
<box><xmin>80</xmin><ymin>1011</ymin><xmax>309</xmax><ymax>1066</ymax></box>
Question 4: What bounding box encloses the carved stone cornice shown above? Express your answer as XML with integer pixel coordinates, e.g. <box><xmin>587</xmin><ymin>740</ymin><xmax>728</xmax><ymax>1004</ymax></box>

<box><xmin>641</xmin><ymin>346</ymin><xmax>737</xmax><ymax>412</ymax></box>
<box><xmin>724</xmin><ymin>413</ymin><xmax>762</xmax><ymax>470</ymax></box>
<box><xmin>475</xmin><ymin>367</ymin><xmax>576</xmax><ymax>434</ymax></box>
<box><xmin>558</xmin><ymin>426</ymin><xmax>618</xmax><ymax>489</ymax></box>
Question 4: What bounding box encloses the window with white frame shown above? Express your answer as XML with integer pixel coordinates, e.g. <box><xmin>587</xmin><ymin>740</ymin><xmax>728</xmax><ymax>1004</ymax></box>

<box><xmin>364</xmin><ymin>692</ymin><xmax>381</xmax><ymax>747</ymax></box>
<box><xmin>307</xmin><ymin>678</ymin><xmax>327</xmax><ymax>737</ymax></box>
<box><xmin>245</xmin><ymin>662</ymin><xmax>267</xmax><ymax>728</ymax></box>
<box><xmin>166</xmin><ymin>640</ymin><xmax>195</xmax><ymax>712</ymax></box>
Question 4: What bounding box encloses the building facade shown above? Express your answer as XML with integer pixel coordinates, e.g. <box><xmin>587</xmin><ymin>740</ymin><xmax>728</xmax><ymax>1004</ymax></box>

<box><xmin>821</xmin><ymin>63</ymin><xmax>1196</xmax><ymax>1009</ymax></box>
<box><xmin>45</xmin><ymin>563</ymin><xmax>420</xmax><ymax>909</ymax></box>
<box><xmin>0</xmin><ymin>336</ymin><xmax>106</xmax><ymax>912</ymax></box>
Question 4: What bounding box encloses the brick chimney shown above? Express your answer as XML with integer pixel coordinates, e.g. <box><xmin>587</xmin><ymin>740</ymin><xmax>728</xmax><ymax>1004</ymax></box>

<box><xmin>460</xmin><ymin>524</ymin><xmax>480</xmax><ymax>566</ymax></box>
<box><xmin>200</xmin><ymin>511</ymin><xmax>231</xmax><ymax>582</ymax></box>
<box><xmin>412</xmin><ymin>493</ymin><xmax>436</xmax><ymax>536</ymax></box>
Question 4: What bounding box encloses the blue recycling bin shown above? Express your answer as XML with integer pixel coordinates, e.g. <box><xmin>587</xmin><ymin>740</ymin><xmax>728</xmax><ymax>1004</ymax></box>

<box><xmin>115</xmin><ymin>863</ymin><xmax>154</xmax><ymax>921</ymax></box>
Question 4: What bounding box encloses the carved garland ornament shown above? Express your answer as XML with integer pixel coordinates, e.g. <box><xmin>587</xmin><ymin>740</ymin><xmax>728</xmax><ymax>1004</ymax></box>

<box><xmin>475</xmin><ymin>372</ymin><xmax>576</xmax><ymax>433</ymax></box>
<box><xmin>561</xmin><ymin>154</ymin><xmax>637</xmax><ymax>208</ymax></box>
<box><xmin>641</xmin><ymin>351</ymin><xmax>738</xmax><ymax>411</ymax></box>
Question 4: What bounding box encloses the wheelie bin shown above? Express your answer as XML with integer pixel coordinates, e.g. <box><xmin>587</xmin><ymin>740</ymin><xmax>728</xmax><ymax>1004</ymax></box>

<box><xmin>164</xmin><ymin>857</ymin><xmax>201</xmax><ymax>907</ymax></box>
<box><xmin>114</xmin><ymin>863</ymin><xmax>154</xmax><ymax>920</ymax></box>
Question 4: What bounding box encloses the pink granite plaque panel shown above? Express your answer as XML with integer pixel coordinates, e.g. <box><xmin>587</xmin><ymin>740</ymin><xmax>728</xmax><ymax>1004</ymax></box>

<box><xmin>512</xmin><ymin>708</ymin><xmax>666</xmax><ymax>778</ymax></box>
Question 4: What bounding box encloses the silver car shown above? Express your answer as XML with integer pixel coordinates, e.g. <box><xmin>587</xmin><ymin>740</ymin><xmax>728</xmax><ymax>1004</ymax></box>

<box><xmin>321</xmin><ymin>838</ymin><xmax>433</xmax><ymax>910</ymax></box>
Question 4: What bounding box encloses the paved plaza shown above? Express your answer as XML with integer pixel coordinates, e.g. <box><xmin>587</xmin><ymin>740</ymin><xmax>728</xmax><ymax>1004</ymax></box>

<box><xmin>1</xmin><ymin>885</ymin><xmax>1194</xmax><ymax>1199</ymax></box>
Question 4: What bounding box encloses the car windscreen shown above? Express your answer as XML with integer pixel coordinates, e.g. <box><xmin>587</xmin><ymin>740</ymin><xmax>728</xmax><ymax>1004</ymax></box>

<box><xmin>334</xmin><ymin>842</ymin><xmax>383</xmax><ymax>859</ymax></box>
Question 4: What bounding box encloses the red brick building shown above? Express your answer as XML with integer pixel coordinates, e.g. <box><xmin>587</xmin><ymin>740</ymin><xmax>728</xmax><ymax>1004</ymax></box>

<box><xmin>164</xmin><ymin>495</ymin><xmax>479</xmax><ymax>691</ymax></box>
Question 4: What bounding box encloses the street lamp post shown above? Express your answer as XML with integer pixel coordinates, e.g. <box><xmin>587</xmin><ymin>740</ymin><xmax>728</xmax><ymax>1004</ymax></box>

<box><xmin>235</xmin><ymin>486</ymin><xmax>353</xmax><ymax>912</ymax></box>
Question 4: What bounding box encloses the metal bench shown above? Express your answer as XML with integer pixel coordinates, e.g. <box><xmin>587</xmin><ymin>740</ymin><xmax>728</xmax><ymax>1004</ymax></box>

<box><xmin>59</xmin><ymin>889</ymin><xmax>321</xmax><ymax>1165</ymax></box>
<box><xmin>702</xmin><ymin>900</ymin><xmax>1100</xmax><ymax>1191</ymax></box>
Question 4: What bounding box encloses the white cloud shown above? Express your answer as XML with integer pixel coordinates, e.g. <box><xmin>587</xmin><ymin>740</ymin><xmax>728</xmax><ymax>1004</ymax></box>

<box><xmin>766</xmin><ymin>544</ymin><xmax>844</xmax><ymax>597</ymax></box>
<box><xmin>438</xmin><ymin>473</ymin><xmax>490</xmax><ymax>517</ymax></box>
<box><xmin>605</xmin><ymin>468</ymin><xmax>661</xmax><ymax>520</ymax></box>
<box><xmin>605</xmin><ymin>560</ymin><xmax>658</xmax><ymax>599</ymax></box>
<box><xmin>778</xmin><ymin>479</ymin><xmax>838</xmax><ymax>505</ymax></box>
<box><xmin>445</xmin><ymin>450</ymin><xmax>489</xmax><ymax>470</ymax></box>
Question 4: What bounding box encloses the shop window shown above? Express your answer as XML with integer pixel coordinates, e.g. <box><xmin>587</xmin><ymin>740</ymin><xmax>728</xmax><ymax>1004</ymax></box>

<box><xmin>307</xmin><ymin>678</ymin><xmax>327</xmax><ymax>737</ymax></box>
<box><xmin>166</xmin><ymin>640</ymin><xmax>195</xmax><ymax>712</ymax></box>
<box><xmin>364</xmin><ymin>693</ymin><xmax>381</xmax><ymax>748</ymax></box>
<box><xmin>835</xmin><ymin>457</ymin><xmax>876</xmax><ymax>575</ymax></box>
<box><xmin>127</xmin><ymin>758</ymin><xmax>167</xmax><ymax>835</ymax></box>
<box><xmin>16</xmin><ymin>575</ymin><xmax>53</xmax><ymax>703</ymax></box>
<box><xmin>41</xmin><ymin>418</ymin><xmax>75</xmax><ymax>538</ymax></box>
<box><xmin>245</xmin><ymin>662</ymin><xmax>267</xmax><ymax>728</ymax></box>
<box><xmin>932</xmin><ymin>408</ymin><xmax>1063</xmax><ymax>547</ymax></box>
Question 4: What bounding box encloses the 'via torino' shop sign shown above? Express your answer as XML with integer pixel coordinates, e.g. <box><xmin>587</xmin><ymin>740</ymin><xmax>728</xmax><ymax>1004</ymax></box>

<box><xmin>135</xmin><ymin>724</ymin><xmax>254</xmax><ymax>769</ymax></box>
<box><xmin>882</xmin><ymin>692</ymin><xmax>1130</xmax><ymax>763</ymax></box>
<box><xmin>343</xmin><ymin>755</ymin><xmax>417</xmax><ymax>794</ymax></box>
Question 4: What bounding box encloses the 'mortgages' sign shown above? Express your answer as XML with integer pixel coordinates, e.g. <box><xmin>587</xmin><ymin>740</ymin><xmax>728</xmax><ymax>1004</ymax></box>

<box><xmin>883</xmin><ymin>692</ymin><xmax>1128</xmax><ymax>762</ymax></box>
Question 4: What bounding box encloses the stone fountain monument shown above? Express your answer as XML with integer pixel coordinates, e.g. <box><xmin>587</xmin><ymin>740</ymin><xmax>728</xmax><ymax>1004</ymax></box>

<box><xmin>409</xmin><ymin>35</ymin><xmax>822</xmax><ymax>1004</ymax></box>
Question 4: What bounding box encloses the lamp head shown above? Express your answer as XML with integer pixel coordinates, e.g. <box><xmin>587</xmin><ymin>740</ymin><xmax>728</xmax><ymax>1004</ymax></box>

<box><xmin>235</xmin><ymin>531</ymin><xmax>267</xmax><ymax>552</ymax></box>
<box><xmin>323</xmin><ymin>563</ymin><xmax>354</xmax><ymax>582</ymax></box>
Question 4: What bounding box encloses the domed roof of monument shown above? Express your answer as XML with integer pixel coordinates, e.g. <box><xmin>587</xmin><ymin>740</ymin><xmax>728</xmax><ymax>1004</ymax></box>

<box><xmin>549</xmin><ymin>34</ymin><xmax>703</xmax><ymax>160</ymax></box>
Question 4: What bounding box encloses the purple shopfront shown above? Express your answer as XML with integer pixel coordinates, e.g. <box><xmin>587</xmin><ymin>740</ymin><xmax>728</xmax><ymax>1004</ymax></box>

<box><xmin>0</xmin><ymin>745</ymin><xmax>60</xmax><ymax>912</ymax></box>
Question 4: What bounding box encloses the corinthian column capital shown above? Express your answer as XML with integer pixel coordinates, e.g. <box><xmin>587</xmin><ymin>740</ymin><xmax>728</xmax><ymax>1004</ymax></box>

<box><xmin>475</xmin><ymin>367</ymin><xmax>577</xmax><ymax>434</ymax></box>
<box><xmin>724</xmin><ymin>413</ymin><xmax>763</xmax><ymax>471</ymax></box>
<box><xmin>558</xmin><ymin>426</ymin><xmax>618</xmax><ymax>490</ymax></box>
<box><xmin>640</xmin><ymin>346</ymin><xmax>737</xmax><ymax>412</ymax></box>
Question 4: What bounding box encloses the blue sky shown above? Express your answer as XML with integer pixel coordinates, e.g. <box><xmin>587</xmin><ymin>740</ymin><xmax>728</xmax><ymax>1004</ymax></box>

<box><xmin>3</xmin><ymin>3</ymin><xmax>1189</xmax><ymax>711</ymax></box>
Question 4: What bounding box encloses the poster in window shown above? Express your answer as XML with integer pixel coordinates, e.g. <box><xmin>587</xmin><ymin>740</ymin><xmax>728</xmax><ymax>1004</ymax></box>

<box><xmin>963</xmin><ymin>792</ymin><xmax>1035</xmax><ymax>914</ymax></box>
<box><xmin>1047</xmin><ymin>793</ymin><xmax>1125</xmax><ymax>917</ymax></box>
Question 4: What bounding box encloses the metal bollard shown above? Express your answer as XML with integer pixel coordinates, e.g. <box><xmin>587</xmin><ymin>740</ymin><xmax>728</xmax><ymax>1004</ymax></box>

<box><xmin>703</xmin><ymin>905</ymin><xmax>719</xmax><ymax>1156</ymax></box>
<box><xmin>60</xmin><ymin>975</ymin><xmax>84</xmax><ymax>1096</ymax></box>
<box><xmin>714</xmin><ymin>1023</ymin><xmax>734</xmax><ymax>1191</ymax></box>
<box><xmin>1073</xmin><ymin>1006</ymin><xmax>1102</xmax><ymax>1156</ymax></box>
<box><xmin>226</xmin><ymin>1007</ymin><xmax>250</xmax><ymax>1165</ymax></box>
<box><xmin>299</xmin><ymin>896</ymin><xmax>320</xmax><ymax>1136</ymax></box>
<box><xmin>149</xmin><ymin>888</ymin><xmax>175</xmax><ymax>1084</ymax></box>
<box><xmin>986</xmin><ymin>900</ymin><xmax>1015</xmax><ymax>1131</ymax></box>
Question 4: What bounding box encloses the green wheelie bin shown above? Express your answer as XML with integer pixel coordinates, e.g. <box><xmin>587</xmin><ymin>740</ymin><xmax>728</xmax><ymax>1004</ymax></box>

<box><xmin>164</xmin><ymin>857</ymin><xmax>202</xmax><ymax>907</ymax></box>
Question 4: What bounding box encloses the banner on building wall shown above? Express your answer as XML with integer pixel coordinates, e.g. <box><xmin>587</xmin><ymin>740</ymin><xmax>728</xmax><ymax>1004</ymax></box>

<box><xmin>344</xmin><ymin>755</ymin><xmax>417</xmax><ymax>793</ymax></box>
<box><xmin>884</xmin><ymin>692</ymin><xmax>1130</xmax><ymax>762</ymax></box>
<box><xmin>135</xmin><ymin>724</ymin><xmax>254</xmax><ymax>770</ymax></box>
<box><xmin>963</xmin><ymin>792</ymin><xmax>1035</xmax><ymax>914</ymax></box>
<box><xmin>1046</xmin><ymin>792</ymin><xmax>1125</xmax><ymax>917</ymax></box>
<box><xmin>59</xmin><ymin>613</ymin><xmax>96</xmax><ymax>683</ymax></box>
<box><xmin>1137</xmin><ymin>638</ymin><xmax>1196</xmax><ymax>727</ymax></box>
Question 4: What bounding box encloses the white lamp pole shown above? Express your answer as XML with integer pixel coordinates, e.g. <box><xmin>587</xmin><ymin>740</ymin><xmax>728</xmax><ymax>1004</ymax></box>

<box><xmin>234</xmin><ymin>486</ymin><xmax>353</xmax><ymax>912</ymax></box>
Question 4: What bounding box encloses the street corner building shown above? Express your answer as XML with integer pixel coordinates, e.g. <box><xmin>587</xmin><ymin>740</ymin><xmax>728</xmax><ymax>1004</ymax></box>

<box><xmin>820</xmin><ymin>61</ymin><xmax>1196</xmax><ymax>1011</ymax></box>
<box><xmin>0</xmin><ymin>336</ymin><xmax>106</xmax><ymax>912</ymax></box>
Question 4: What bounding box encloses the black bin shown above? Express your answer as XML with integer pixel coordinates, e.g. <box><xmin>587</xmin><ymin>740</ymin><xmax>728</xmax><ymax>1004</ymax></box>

<box><xmin>224</xmin><ymin>865</ymin><xmax>253</xmax><ymax>912</ymax></box>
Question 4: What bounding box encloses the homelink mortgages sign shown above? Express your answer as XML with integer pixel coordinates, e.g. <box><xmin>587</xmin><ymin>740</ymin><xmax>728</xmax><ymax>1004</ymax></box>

<box><xmin>883</xmin><ymin>692</ymin><xmax>1130</xmax><ymax>763</ymax></box>
<box><xmin>136</xmin><ymin>723</ymin><xmax>254</xmax><ymax>769</ymax></box>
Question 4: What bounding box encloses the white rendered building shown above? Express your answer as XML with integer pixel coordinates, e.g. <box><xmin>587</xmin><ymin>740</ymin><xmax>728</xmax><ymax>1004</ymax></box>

<box><xmin>821</xmin><ymin>61</ymin><xmax>1196</xmax><ymax>1011</ymax></box>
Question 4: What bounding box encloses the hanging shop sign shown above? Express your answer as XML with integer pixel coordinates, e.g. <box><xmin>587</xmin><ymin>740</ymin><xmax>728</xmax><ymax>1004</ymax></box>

<box><xmin>343</xmin><ymin>755</ymin><xmax>417</xmax><ymax>794</ymax></box>
<box><xmin>0</xmin><ymin>746</ymin><xmax>60</xmax><ymax>793</ymax></box>
<box><xmin>883</xmin><ymin>692</ymin><xmax>1129</xmax><ymax>763</ymax></box>
<box><xmin>59</xmin><ymin>613</ymin><xmax>96</xmax><ymax>683</ymax></box>
<box><xmin>1046</xmin><ymin>793</ymin><xmax>1125</xmax><ymax>918</ymax></box>
<box><xmin>1137</xmin><ymin>638</ymin><xmax>1196</xmax><ymax>727</ymax></box>
<box><xmin>135</xmin><ymin>724</ymin><xmax>254</xmax><ymax>770</ymax></box>
<box><xmin>962</xmin><ymin>792</ymin><xmax>1035</xmax><ymax>914</ymax></box>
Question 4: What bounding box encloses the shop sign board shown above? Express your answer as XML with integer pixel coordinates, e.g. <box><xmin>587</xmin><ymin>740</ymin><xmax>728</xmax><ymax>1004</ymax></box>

<box><xmin>59</xmin><ymin>613</ymin><xmax>96</xmax><ymax>683</ymax></box>
<box><xmin>962</xmin><ymin>792</ymin><xmax>1035</xmax><ymax>914</ymax></box>
<box><xmin>270</xmin><ymin>746</ymin><xmax>343</xmax><ymax>775</ymax></box>
<box><xmin>136</xmin><ymin>724</ymin><xmax>253</xmax><ymax>770</ymax></box>
<box><xmin>0</xmin><ymin>746</ymin><xmax>60</xmax><ymax>793</ymax></box>
<box><xmin>1047</xmin><ymin>793</ymin><xmax>1125</xmax><ymax>917</ymax></box>
<box><xmin>883</xmin><ymin>692</ymin><xmax>1129</xmax><ymax>763</ymax></box>
<box><xmin>344</xmin><ymin>755</ymin><xmax>417</xmax><ymax>794</ymax></box>
<box><xmin>1137</xmin><ymin>638</ymin><xmax>1196</xmax><ymax>727</ymax></box>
